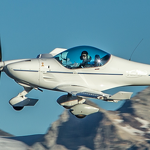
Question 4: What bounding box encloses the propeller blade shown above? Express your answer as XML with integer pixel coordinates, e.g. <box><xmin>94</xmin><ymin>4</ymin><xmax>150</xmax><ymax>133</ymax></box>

<box><xmin>0</xmin><ymin>40</ymin><xmax>2</xmax><ymax>78</ymax></box>
<box><xmin>0</xmin><ymin>40</ymin><xmax>2</xmax><ymax>62</ymax></box>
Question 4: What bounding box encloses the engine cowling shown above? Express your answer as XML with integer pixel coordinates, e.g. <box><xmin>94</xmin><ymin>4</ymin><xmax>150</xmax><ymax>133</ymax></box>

<box><xmin>57</xmin><ymin>94</ymin><xmax>85</xmax><ymax>109</ymax></box>
<box><xmin>70</xmin><ymin>103</ymin><xmax>99</xmax><ymax>118</ymax></box>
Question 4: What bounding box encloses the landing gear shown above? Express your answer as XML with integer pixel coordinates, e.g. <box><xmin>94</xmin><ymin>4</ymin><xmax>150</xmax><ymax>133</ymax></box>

<box><xmin>9</xmin><ymin>87</ymin><xmax>38</xmax><ymax>111</ymax></box>
<box><xmin>9</xmin><ymin>87</ymin><xmax>32</xmax><ymax>111</ymax></box>
<box><xmin>13</xmin><ymin>106</ymin><xmax>24</xmax><ymax>111</ymax></box>
<box><xmin>75</xmin><ymin>115</ymin><xmax>86</xmax><ymax>119</ymax></box>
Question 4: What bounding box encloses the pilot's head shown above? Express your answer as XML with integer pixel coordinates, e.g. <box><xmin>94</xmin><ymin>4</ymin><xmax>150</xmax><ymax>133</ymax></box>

<box><xmin>95</xmin><ymin>55</ymin><xmax>100</xmax><ymax>61</ymax></box>
<box><xmin>95</xmin><ymin>55</ymin><xmax>101</xmax><ymax>66</ymax></box>
<box><xmin>80</xmin><ymin>51</ymin><xmax>88</xmax><ymax>62</ymax></box>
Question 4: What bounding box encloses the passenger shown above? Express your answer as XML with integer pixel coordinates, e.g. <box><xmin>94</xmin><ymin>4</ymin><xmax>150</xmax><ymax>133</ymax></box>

<box><xmin>79</xmin><ymin>51</ymin><xmax>91</xmax><ymax>68</ymax></box>
<box><xmin>94</xmin><ymin>55</ymin><xmax>102</xmax><ymax>67</ymax></box>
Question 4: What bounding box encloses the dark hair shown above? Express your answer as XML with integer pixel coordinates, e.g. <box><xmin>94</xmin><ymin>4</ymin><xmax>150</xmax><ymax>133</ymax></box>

<box><xmin>95</xmin><ymin>55</ymin><xmax>100</xmax><ymax>59</ymax></box>
<box><xmin>81</xmin><ymin>51</ymin><xmax>88</xmax><ymax>55</ymax></box>
<box><xmin>80</xmin><ymin>51</ymin><xmax>88</xmax><ymax>60</ymax></box>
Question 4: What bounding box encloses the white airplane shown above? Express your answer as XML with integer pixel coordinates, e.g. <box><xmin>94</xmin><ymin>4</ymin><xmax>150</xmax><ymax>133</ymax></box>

<box><xmin>0</xmin><ymin>43</ymin><xmax>149</xmax><ymax>118</ymax></box>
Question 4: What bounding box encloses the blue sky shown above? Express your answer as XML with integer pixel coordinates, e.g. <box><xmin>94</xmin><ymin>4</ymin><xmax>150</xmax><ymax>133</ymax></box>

<box><xmin>0</xmin><ymin>0</ymin><xmax>150</xmax><ymax>136</ymax></box>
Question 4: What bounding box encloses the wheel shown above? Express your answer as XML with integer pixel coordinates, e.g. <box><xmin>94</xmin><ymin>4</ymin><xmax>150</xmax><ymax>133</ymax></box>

<box><xmin>13</xmin><ymin>106</ymin><xmax>24</xmax><ymax>111</ymax></box>
<box><xmin>75</xmin><ymin>114</ymin><xmax>86</xmax><ymax>118</ymax></box>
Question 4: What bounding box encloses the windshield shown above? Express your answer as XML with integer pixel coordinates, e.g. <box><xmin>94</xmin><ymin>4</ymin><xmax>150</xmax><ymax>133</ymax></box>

<box><xmin>54</xmin><ymin>46</ymin><xmax>111</xmax><ymax>69</ymax></box>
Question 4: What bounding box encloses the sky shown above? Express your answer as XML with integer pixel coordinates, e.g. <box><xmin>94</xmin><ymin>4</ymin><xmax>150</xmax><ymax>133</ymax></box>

<box><xmin>0</xmin><ymin>0</ymin><xmax>150</xmax><ymax>136</ymax></box>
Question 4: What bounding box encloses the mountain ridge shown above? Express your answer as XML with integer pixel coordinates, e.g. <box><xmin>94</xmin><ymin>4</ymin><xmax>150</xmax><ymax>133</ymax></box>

<box><xmin>1</xmin><ymin>87</ymin><xmax>150</xmax><ymax>149</ymax></box>
<box><xmin>32</xmin><ymin>87</ymin><xmax>150</xmax><ymax>150</ymax></box>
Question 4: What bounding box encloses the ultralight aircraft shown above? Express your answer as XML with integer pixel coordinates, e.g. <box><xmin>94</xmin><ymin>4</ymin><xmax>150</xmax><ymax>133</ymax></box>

<box><xmin>0</xmin><ymin>43</ymin><xmax>149</xmax><ymax>118</ymax></box>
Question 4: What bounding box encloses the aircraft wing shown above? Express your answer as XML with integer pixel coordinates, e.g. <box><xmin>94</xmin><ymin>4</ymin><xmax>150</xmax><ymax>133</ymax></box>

<box><xmin>76</xmin><ymin>91</ymin><xmax>132</xmax><ymax>100</ymax></box>
<box><xmin>55</xmin><ymin>84</ymin><xmax>133</xmax><ymax>102</ymax></box>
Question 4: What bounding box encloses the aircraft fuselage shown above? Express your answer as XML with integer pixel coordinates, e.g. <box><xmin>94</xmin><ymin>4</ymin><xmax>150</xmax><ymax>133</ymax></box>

<box><xmin>4</xmin><ymin>55</ymin><xmax>150</xmax><ymax>93</ymax></box>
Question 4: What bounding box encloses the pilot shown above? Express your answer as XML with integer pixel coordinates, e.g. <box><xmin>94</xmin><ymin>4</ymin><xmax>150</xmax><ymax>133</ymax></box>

<box><xmin>79</xmin><ymin>51</ymin><xmax>91</xmax><ymax>68</ymax></box>
<box><xmin>94</xmin><ymin>55</ymin><xmax>102</xmax><ymax>67</ymax></box>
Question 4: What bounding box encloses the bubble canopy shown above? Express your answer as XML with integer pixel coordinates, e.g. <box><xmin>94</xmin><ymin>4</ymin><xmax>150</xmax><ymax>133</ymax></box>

<box><xmin>54</xmin><ymin>46</ymin><xmax>111</xmax><ymax>69</ymax></box>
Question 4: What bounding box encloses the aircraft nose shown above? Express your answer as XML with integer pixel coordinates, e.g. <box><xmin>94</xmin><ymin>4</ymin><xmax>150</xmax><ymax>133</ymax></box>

<box><xmin>4</xmin><ymin>63</ymin><xmax>15</xmax><ymax>79</ymax></box>
<box><xmin>4</xmin><ymin>60</ymin><xmax>31</xmax><ymax>79</ymax></box>
<box><xmin>4</xmin><ymin>59</ymin><xmax>40</xmax><ymax>84</ymax></box>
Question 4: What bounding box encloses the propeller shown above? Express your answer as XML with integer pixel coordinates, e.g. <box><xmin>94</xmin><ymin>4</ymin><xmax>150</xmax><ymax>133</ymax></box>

<box><xmin>0</xmin><ymin>40</ymin><xmax>2</xmax><ymax>78</ymax></box>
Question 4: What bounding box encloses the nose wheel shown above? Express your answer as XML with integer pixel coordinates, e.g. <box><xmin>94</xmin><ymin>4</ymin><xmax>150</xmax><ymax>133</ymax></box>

<box><xmin>13</xmin><ymin>106</ymin><xmax>24</xmax><ymax>111</ymax></box>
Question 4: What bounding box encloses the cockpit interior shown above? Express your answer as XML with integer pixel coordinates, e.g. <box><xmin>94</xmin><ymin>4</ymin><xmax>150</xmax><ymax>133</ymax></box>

<box><xmin>54</xmin><ymin>46</ymin><xmax>111</xmax><ymax>69</ymax></box>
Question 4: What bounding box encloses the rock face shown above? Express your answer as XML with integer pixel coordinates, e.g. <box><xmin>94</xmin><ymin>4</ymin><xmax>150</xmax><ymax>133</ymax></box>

<box><xmin>32</xmin><ymin>87</ymin><xmax>150</xmax><ymax>150</ymax></box>
<box><xmin>0</xmin><ymin>129</ymin><xmax>13</xmax><ymax>137</ymax></box>
<box><xmin>0</xmin><ymin>127</ymin><xmax>30</xmax><ymax>150</ymax></box>
<box><xmin>0</xmin><ymin>137</ymin><xmax>30</xmax><ymax>150</ymax></box>
<box><xmin>1</xmin><ymin>87</ymin><xmax>150</xmax><ymax>150</ymax></box>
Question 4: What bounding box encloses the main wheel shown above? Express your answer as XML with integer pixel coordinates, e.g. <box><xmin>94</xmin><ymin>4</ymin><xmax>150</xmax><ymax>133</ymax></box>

<box><xmin>75</xmin><ymin>114</ymin><xmax>86</xmax><ymax>118</ymax></box>
<box><xmin>13</xmin><ymin>106</ymin><xmax>24</xmax><ymax>111</ymax></box>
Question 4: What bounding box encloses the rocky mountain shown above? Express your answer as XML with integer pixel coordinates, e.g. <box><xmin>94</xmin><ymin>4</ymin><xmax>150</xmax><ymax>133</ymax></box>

<box><xmin>0</xmin><ymin>130</ymin><xmax>30</xmax><ymax>150</ymax></box>
<box><xmin>0</xmin><ymin>137</ymin><xmax>30</xmax><ymax>150</ymax></box>
<box><xmin>31</xmin><ymin>86</ymin><xmax>150</xmax><ymax>150</ymax></box>
<box><xmin>0</xmin><ymin>129</ymin><xmax>13</xmax><ymax>137</ymax></box>
<box><xmin>2</xmin><ymin>86</ymin><xmax>150</xmax><ymax>150</ymax></box>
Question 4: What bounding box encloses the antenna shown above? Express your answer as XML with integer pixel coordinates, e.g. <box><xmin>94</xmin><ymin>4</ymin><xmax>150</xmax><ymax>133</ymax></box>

<box><xmin>129</xmin><ymin>38</ymin><xmax>143</xmax><ymax>61</ymax></box>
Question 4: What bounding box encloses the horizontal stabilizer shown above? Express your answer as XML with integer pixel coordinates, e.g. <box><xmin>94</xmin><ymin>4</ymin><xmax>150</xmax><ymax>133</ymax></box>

<box><xmin>109</xmin><ymin>91</ymin><xmax>133</xmax><ymax>100</ymax></box>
